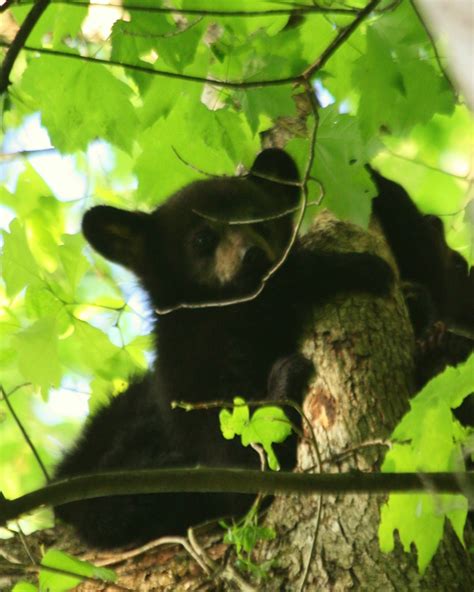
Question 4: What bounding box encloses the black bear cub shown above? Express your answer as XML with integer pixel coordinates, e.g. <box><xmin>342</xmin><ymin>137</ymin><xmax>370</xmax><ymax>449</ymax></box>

<box><xmin>55</xmin><ymin>149</ymin><xmax>393</xmax><ymax>548</ymax></box>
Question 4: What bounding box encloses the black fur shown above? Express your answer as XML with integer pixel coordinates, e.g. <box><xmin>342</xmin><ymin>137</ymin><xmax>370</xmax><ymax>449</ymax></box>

<box><xmin>371</xmin><ymin>169</ymin><xmax>474</xmax><ymax>338</ymax></box>
<box><xmin>54</xmin><ymin>149</ymin><xmax>393</xmax><ymax>548</ymax></box>
<box><xmin>371</xmin><ymin>169</ymin><xmax>474</xmax><ymax>388</ymax></box>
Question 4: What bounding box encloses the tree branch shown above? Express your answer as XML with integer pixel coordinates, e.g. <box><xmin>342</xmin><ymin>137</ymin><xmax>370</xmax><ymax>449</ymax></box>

<box><xmin>0</xmin><ymin>42</ymin><xmax>297</xmax><ymax>89</ymax></box>
<box><xmin>0</xmin><ymin>0</ymin><xmax>50</xmax><ymax>94</ymax></box>
<box><xmin>1</xmin><ymin>469</ymin><xmax>471</xmax><ymax>525</ymax></box>
<box><xmin>0</xmin><ymin>385</ymin><xmax>50</xmax><ymax>482</ymax></box>
<box><xmin>10</xmin><ymin>0</ymin><xmax>360</xmax><ymax>17</ymax></box>
<box><xmin>302</xmin><ymin>0</ymin><xmax>381</xmax><ymax>79</ymax></box>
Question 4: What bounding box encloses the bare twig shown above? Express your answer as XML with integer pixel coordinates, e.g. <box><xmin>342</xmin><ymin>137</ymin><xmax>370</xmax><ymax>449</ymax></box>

<box><xmin>0</xmin><ymin>384</ymin><xmax>50</xmax><ymax>482</ymax></box>
<box><xmin>384</xmin><ymin>148</ymin><xmax>468</xmax><ymax>182</ymax></box>
<box><xmin>295</xmin><ymin>84</ymin><xmax>324</xmax><ymax>592</ymax></box>
<box><xmin>298</xmin><ymin>496</ymin><xmax>322</xmax><ymax>592</ymax></box>
<box><xmin>86</xmin><ymin>535</ymin><xmax>206</xmax><ymax>571</ymax></box>
<box><xmin>325</xmin><ymin>439</ymin><xmax>392</xmax><ymax>465</ymax></box>
<box><xmin>0</xmin><ymin>560</ymin><xmax>132</xmax><ymax>591</ymax></box>
<box><xmin>115</xmin><ymin>17</ymin><xmax>204</xmax><ymax>40</ymax></box>
<box><xmin>302</xmin><ymin>0</ymin><xmax>381</xmax><ymax>79</ymax></box>
<box><xmin>0</xmin><ymin>147</ymin><xmax>55</xmax><ymax>161</ymax></box>
<box><xmin>0</xmin><ymin>0</ymin><xmax>50</xmax><ymax>94</ymax></box>
<box><xmin>11</xmin><ymin>0</ymin><xmax>360</xmax><ymax>17</ymax></box>
<box><xmin>0</xmin><ymin>0</ymin><xmax>16</xmax><ymax>13</ymax></box>
<box><xmin>192</xmin><ymin>198</ymin><xmax>323</xmax><ymax>226</ymax></box>
<box><xmin>0</xmin><ymin>42</ymin><xmax>298</xmax><ymax>89</ymax></box>
<box><xmin>409</xmin><ymin>0</ymin><xmax>457</xmax><ymax>98</ymax></box>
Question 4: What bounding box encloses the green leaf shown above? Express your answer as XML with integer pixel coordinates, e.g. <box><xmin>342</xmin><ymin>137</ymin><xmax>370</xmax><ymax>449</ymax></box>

<box><xmin>393</xmin><ymin>354</ymin><xmax>474</xmax><ymax>442</ymax></box>
<box><xmin>240</xmin><ymin>87</ymin><xmax>297</xmax><ymax>135</ymax></box>
<box><xmin>112</xmin><ymin>13</ymin><xmax>204</xmax><ymax>74</ymax></box>
<box><xmin>219</xmin><ymin>398</ymin><xmax>292</xmax><ymax>470</ymax></box>
<box><xmin>25</xmin><ymin>286</ymin><xmax>63</xmax><ymax>318</ymax></box>
<box><xmin>12</xmin><ymin>583</ymin><xmax>38</xmax><ymax>592</ymax></box>
<box><xmin>242</xmin><ymin>406</ymin><xmax>292</xmax><ymax>470</ymax></box>
<box><xmin>125</xmin><ymin>334</ymin><xmax>153</xmax><ymax>370</ymax></box>
<box><xmin>40</xmin><ymin>549</ymin><xmax>116</xmax><ymax>592</ymax></box>
<box><xmin>0</xmin><ymin>163</ymin><xmax>54</xmax><ymax>218</ymax></box>
<box><xmin>220</xmin><ymin>397</ymin><xmax>249</xmax><ymax>439</ymax></box>
<box><xmin>62</xmin><ymin>319</ymin><xmax>121</xmax><ymax>375</ymax></box>
<box><xmin>312</xmin><ymin>106</ymin><xmax>375</xmax><ymax>226</ymax></box>
<box><xmin>11</xmin><ymin>4</ymin><xmax>88</xmax><ymax>49</ymax></box>
<box><xmin>15</xmin><ymin>317</ymin><xmax>62</xmax><ymax>393</ymax></box>
<box><xmin>14</xmin><ymin>316</ymin><xmax>62</xmax><ymax>394</ymax></box>
<box><xmin>353</xmin><ymin>26</ymin><xmax>452</xmax><ymax>139</ymax></box>
<box><xmin>57</xmin><ymin>234</ymin><xmax>89</xmax><ymax>298</ymax></box>
<box><xmin>139</xmin><ymin>77</ymin><xmax>201</xmax><ymax>128</ymax></box>
<box><xmin>379</xmin><ymin>493</ymin><xmax>445</xmax><ymax>573</ymax></box>
<box><xmin>16</xmin><ymin>56</ymin><xmax>138</xmax><ymax>153</ymax></box>
<box><xmin>136</xmin><ymin>96</ymin><xmax>258</xmax><ymax>205</ymax></box>
<box><xmin>379</xmin><ymin>355</ymin><xmax>473</xmax><ymax>572</ymax></box>
<box><xmin>1</xmin><ymin>219</ymin><xmax>42</xmax><ymax>297</ymax></box>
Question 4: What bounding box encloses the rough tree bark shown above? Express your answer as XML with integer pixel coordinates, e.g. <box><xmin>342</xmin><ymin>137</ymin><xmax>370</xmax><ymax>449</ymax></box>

<box><xmin>257</xmin><ymin>212</ymin><xmax>472</xmax><ymax>591</ymax></box>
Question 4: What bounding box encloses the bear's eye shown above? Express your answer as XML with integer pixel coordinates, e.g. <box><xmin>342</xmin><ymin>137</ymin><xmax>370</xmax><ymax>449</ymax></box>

<box><xmin>192</xmin><ymin>227</ymin><xmax>219</xmax><ymax>256</ymax></box>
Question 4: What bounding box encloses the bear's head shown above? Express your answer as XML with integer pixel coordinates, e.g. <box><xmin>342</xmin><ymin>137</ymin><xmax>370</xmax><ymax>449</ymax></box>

<box><xmin>82</xmin><ymin>149</ymin><xmax>300</xmax><ymax>309</ymax></box>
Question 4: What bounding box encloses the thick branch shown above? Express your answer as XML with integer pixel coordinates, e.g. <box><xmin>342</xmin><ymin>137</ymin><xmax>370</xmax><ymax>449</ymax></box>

<box><xmin>1</xmin><ymin>469</ymin><xmax>471</xmax><ymax>525</ymax></box>
<box><xmin>0</xmin><ymin>0</ymin><xmax>50</xmax><ymax>94</ymax></box>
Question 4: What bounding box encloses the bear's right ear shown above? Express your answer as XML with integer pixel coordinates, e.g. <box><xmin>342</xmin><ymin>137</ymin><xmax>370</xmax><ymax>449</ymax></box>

<box><xmin>82</xmin><ymin>206</ymin><xmax>150</xmax><ymax>269</ymax></box>
<box><xmin>249</xmin><ymin>148</ymin><xmax>300</xmax><ymax>204</ymax></box>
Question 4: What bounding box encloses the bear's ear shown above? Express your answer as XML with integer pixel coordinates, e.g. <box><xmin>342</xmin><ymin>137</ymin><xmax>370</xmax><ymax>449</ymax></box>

<box><xmin>249</xmin><ymin>148</ymin><xmax>300</xmax><ymax>203</ymax></box>
<box><xmin>82</xmin><ymin>206</ymin><xmax>150</xmax><ymax>269</ymax></box>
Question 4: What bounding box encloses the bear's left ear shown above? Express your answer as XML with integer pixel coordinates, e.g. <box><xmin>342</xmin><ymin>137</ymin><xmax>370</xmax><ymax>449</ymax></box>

<box><xmin>82</xmin><ymin>206</ymin><xmax>150</xmax><ymax>270</ymax></box>
<box><xmin>249</xmin><ymin>148</ymin><xmax>300</xmax><ymax>203</ymax></box>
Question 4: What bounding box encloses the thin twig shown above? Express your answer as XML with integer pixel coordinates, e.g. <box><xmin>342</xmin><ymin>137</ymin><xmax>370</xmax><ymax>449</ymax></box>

<box><xmin>89</xmin><ymin>535</ymin><xmax>208</xmax><ymax>572</ymax></box>
<box><xmin>115</xmin><ymin>17</ymin><xmax>204</xmax><ymax>40</ymax></box>
<box><xmin>326</xmin><ymin>439</ymin><xmax>391</xmax><ymax>465</ymax></box>
<box><xmin>171</xmin><ymin>146</ymin><xmax>227</xmax><ymax>178</ymax></box>
<box><xmin>192</xmin><ymin>198</ymin><xmax>323</xmax><ymax>226</ymax></box>
<box><xmin>294</xmin><ymin>83</ymin><xmax>325</xmax><ymax>592</ymax></box>
<box><xmin>0</xmin><ymin>147</ymin><xmax>56</xmax><ymax>161</ymax></box>
<box><xmin>409</xmin><ymin>0</ymin><xmax>457</xmax><ymax>98</ymax></box>
<box><xmin>0</xmin><ymin>0</ymin><xmax>50</xmax><ymax>94</ymax></box>
<box><xmin>15</xmin><ymin>523</ymin><xmax>37</xmax><ymax>565</ymax></box>
<box><xmin>298</xmin><ymin>497</ymin><xmax>322</xmax><ymax>592</ymax></box>
<box><xmin>173</xmin><ymin>145</ymin><xmax>305</xmax><ymax>188</ymax></box>
<box><xmin>11</xmin><ymin>0</ymin><xmax>360</xmax><ymax>17</ymax></box>
<box><xmin>0</xmin><ymin>0</ymin><xmax>16</xmax><ymax>13</ymax></box>
<box><xmin>0</xmin><ymin>384</ymin><xmax>50</xmax><ymax>482</ymax></box>
<box><xmin>0</xmin><ymin>560</ymin><xmax>132</xmax><ymax>591</ymax></box>
<box><xmin>0</xmin><ymin>43</ymin><xmax>298</xmax><ymax>89</ymax></box>
<box><xmin>302</xmin><ymin>0</ymin><xmax>382</xmax><ymax>80</ymax></box>
<box><xmin>384</xmin><ymin>148</ymin><xmax>468</xmax><ymax>182</ymax></box>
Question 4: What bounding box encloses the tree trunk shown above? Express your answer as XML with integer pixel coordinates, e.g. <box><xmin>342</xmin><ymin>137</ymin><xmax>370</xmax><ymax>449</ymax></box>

<box><xmin>258</xmin><ymin>212</ymin><xmax>472</xmax><ymax>591</ymax></box>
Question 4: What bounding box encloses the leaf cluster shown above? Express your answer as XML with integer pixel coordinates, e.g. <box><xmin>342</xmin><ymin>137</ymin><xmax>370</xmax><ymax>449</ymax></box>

<box><xmin>379</xmin><ymin>354</ymin><xmax>474</xmax><ymax>572</ymax></box>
